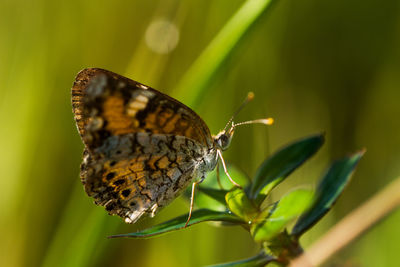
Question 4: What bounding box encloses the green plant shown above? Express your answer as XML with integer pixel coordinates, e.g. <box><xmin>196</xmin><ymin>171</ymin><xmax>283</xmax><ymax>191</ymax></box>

<box><xmin>110</xmin><ymin>134</ymin><xmax>364</xmax><ymax>266</ymax></box>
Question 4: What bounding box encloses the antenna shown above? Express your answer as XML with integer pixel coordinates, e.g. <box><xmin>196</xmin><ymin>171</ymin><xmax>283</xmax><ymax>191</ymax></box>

<box><xmin>223</xmin><ymin>92</ymin><xmax>255</xmax><ymax>132</ymax></box>
<box><xmin>232</xmin><ymin>118</ymin><xmax>274</xmax><ymax>128</ymax></box>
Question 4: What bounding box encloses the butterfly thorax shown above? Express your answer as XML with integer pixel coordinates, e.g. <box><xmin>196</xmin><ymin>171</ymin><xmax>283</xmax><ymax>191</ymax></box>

<box><xmin>192</xmin><ymin>128</ymin><xmax>235</xmax><ymax>180</ymax></box>
<box><xmin>193</xmin><ymin>146</ymin><xmax>218</xmax><ymax>179</ymax></box>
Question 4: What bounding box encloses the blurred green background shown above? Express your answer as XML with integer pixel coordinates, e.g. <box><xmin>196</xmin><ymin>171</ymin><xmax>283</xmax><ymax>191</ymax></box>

<box><xmin>1</xmin><ymin>0</ymin><xmax>399</xmax><ymax>266</ymax></box>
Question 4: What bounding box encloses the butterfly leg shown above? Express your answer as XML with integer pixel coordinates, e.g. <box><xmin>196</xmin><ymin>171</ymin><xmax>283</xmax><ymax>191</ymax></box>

<box><xmin>150</xmin><ymin>203</ymin><xmax>158</xmax><ymax>217</ymax></box>
<box><xmin>184</xmin><ymin>176</ymin><xmax>205</xmax><ymax>228</ymax></box>
<box><xmin>217</xmin><ymin>149</ymin><xmax>242</xmax><ymax>188</ymax></box>
<box><xmin>216</xmin><ymin>161</ymin><xmax>224</xmax><ymax>190</ymax></box>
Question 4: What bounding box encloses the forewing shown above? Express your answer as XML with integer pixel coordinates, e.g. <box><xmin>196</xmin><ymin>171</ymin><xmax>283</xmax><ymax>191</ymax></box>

<box><xmin>71</xmin><ymin>68</ymin><xmax>213</xmax><ymax>152</ymax></box>
<box><xmin>81</xmin><ymin>133</ymin><xmax>206</xmax><ymax>223</ymax></box>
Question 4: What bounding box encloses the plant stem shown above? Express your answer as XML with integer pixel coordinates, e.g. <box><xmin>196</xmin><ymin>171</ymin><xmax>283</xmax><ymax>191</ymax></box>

<box><xmin>290</xmin><ymin>176</ymin><xmax>400</xmax><ymax>267</ymax></box>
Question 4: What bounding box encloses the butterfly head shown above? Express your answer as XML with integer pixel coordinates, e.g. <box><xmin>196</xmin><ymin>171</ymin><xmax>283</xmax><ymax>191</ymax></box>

<box><xmin>214</xmin><ymin>127</ymin><xmax>235</xmax><ymax>151</ymax></box>
<box><xmin>214</xmin><ymin>117</ymin><xmax>273</xmax><ymax>151</ymax></box>
<box><xmin>213</xmin><ymin>92</ymin><xmax>274</xmax><ymax>151</ymax></box>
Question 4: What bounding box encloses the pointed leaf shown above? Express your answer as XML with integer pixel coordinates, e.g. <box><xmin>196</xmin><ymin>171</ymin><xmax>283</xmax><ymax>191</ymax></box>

<box><xmin>207</xmin><ymin>251</ymin><xmax>275</xmax><ymax>267</ymax></box>
<box><xmin>291</xmin><ymin>150</ymin><xmax>365</xmax><ymax>237</ymax></box>
<box><xmin>109</xmin><ymin>209</ymin><xmax>244</xmax><ymax>239</ymax></box>
<box><xmin>251</xmin><ymin>189</ymin><xmax>314</xmax><ymax>242</ymax></box>
<box><xmin>250</xmin><ymin>134</ymin><xmax>324</xmax><ymax>205</ymax></box>
<box><xmin>225</xmin><ymin>187</ymin><xmax>258</xmax><ymax>221</ymax></box>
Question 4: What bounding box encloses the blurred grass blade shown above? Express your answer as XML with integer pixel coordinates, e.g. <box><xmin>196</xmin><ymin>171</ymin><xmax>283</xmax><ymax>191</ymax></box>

<box><xmin>251</xmin><ymin>189</ymin><xmax>313</xmax><ymax>242</ymax></box>
<box><xmin>250</xmin><ymin>134</ymin><xmax>324</xmax><ymax>204</ymax></box>
<box><xmin>172</xmin><ymin>0</ymin><xmax>277</xmax><ymax>106</ymax></box>
<box><xmin>41</xmin><ymin>183</ymin><xmax>119</xmax><ymax>267</ymax></box>
<box><xmin>109</xmin><ymin>209</ymin><xmax>244</xmax><ymax>239</ymax></box>
<box><xmin>207</xmin><ymin>251</ymin><xmax>275</xmax><ymax>267</ymax></box>
<box><xmin>291</xmin><ymin>150</ymin><xmax>365</xmax><ymax>237</ymax></box>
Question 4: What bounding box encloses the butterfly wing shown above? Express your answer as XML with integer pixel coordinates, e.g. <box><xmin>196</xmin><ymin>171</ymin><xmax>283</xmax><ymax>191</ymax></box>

<box><xmin>72</xmin><ymin>68</ymin><xmax>213</xmax><ymax>151</ymax></box>
<box><xmin>71</xmin><ymin>68</ymin><xmax>214</xmax><ymax>223</ymax></box>
<box><xmin>82</xmin><ymin>133</ymin><xmax>207</xmax><ymax>223</ymax></box>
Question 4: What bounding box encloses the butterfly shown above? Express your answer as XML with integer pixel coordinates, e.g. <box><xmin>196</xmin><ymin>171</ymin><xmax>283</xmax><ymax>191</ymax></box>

<box><xmin>71</xmin><ymin>68</ymin><xmax>272</xmax><ymax>226</ymax></box>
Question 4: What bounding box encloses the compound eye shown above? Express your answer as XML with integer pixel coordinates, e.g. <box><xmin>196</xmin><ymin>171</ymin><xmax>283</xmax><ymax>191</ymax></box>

<box><xmin>222</xmin><ymin>135</ymin><xmax>229</xmax><ymax>145</ymax></box>
<box><xmin>217</xmin><ymin>138</ymin><xmax>223</xmax><ymax>148</ymax></box>
<box><xmin>218</xmin><ymin>134</ymin><xmax>230</xmax><ymax>150</ymax></box>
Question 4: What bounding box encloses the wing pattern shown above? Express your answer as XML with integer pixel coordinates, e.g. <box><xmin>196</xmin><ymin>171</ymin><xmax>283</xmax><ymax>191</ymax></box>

<box><xmin>81</xmin><ymin>132</ymin><xmax>207</xmax><ymax>223</ymax></box>
<box><xmin>71</xmin><ymin>68</ymin><xmax>215</xmax><ymax>223</ymax></box>
<box><xmin>72</xmin><ymin>68</ymin><xmax>213</xmax><ymax>151</ymax></box>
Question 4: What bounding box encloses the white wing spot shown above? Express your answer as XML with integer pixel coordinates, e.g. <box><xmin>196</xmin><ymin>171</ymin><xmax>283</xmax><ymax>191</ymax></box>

<box><xmin>129</xmin><ymin>100</ymin><xmax>147</xmax><ymax>110</ymax></box>
<box><xmin>125</xmin><ymin>210</ymin><xmax>145</xmax><ymax>224</ymax></box>
<box><xmin>127</xmin><ymin>96</ymin><xmax>149</xmax><ymax>117</ymax></box>
<box><xmin>136</xmin><ymin>94</ymin><xmax>149</xmax><ymax>103</ymax></box>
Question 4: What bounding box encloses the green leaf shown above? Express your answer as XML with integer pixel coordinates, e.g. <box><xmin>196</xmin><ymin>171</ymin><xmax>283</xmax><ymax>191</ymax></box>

<box><xmin>291</xmin><ymin>150</ymin><xmax>365</xmax><ymax>237</ymax></box>
<box><xmin>198</xmin><ymin>187</ymin><xmax>229</xmax><ymax>206</ymax></box>
<box><xmin>207</xmin><ymin>251</ymin><xmax>275</xmax><ymax>267</ymax></box>
<box><xmin>109</xmin><ymin>209</ymin><xmax>244</xmax><ymax>239</ymax></box>
<box><xmin>251</xmin><ymin>189</ymin><xmax>314</xmax><ymax>242</ymax></box>
<box><xmin>250</xmin><ymin>134</ymin><xmax>324</xmax><ymax>204</ymax></box>
<box><xmin>225</xmin><ymin>187</ymin><xmax>258</xmax><ymax>221</ymax></box>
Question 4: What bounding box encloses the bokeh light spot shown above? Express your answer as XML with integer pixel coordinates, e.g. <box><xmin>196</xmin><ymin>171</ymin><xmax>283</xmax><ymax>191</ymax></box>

<box><xmin>145</xmin><ymin>19</ymin><xmax>180</xmax><ymax>54</ymax></box>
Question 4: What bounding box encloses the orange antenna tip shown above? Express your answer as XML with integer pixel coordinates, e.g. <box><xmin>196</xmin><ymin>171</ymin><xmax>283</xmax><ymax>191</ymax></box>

<box><xmin>247</xmin><ymin>92</ymin><xmax>255</xmax><ymax>101</ymax></box>
<box><xmin>262</xmin><ymin>117</ymin><xmax>274</xmax><ymax>125</ymax></box>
